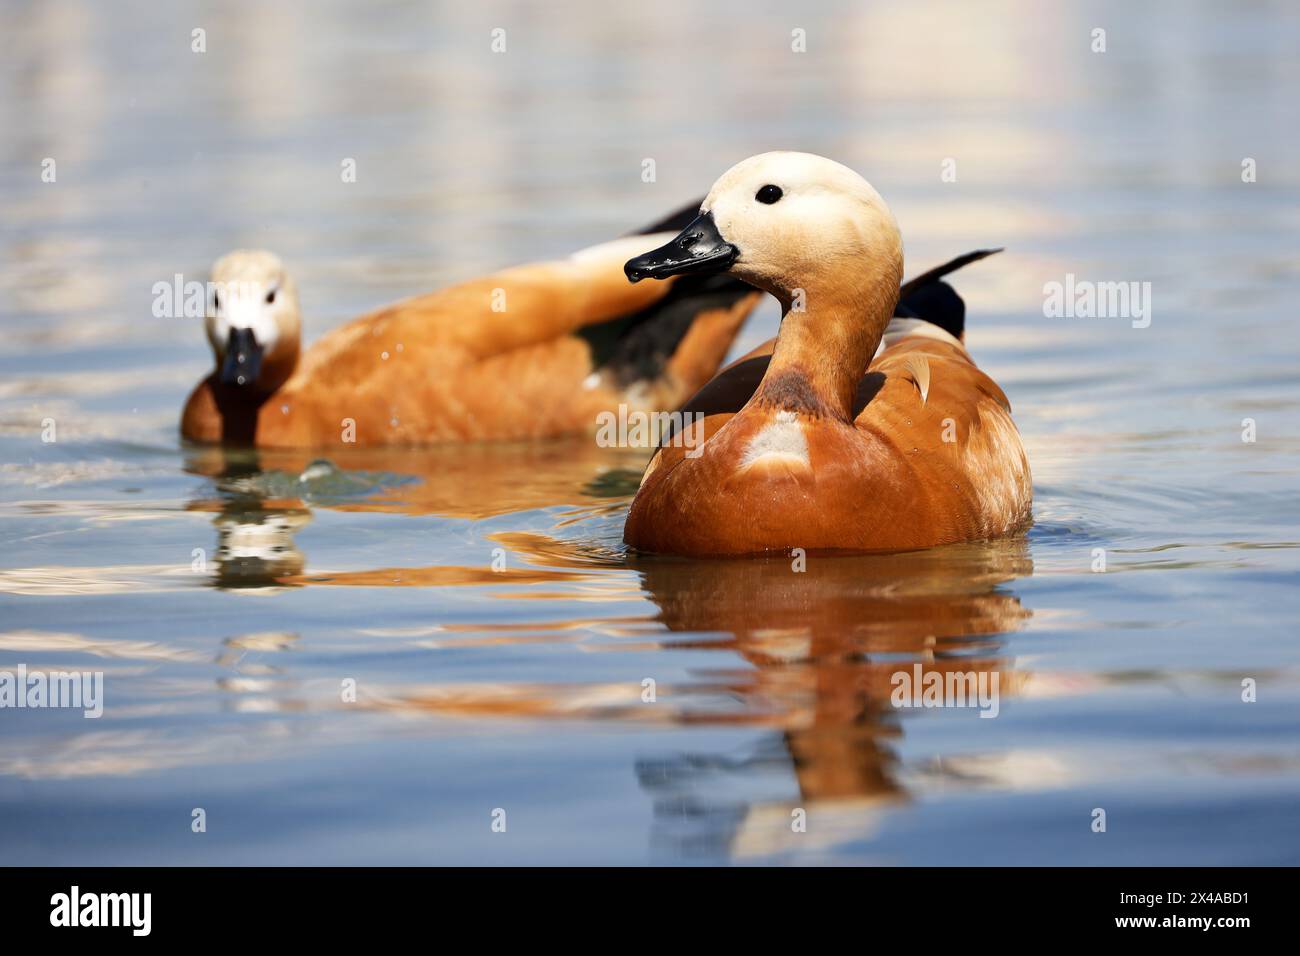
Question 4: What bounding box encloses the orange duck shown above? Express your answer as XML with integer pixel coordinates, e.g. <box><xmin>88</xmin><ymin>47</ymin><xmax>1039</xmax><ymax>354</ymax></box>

<box><xmin>621</xmin><ymin>152</ymin><xmax>1032</xmax><ymax>556</ymax></box>
<box><xmin>181</xmin><ymin>204</ymin><xmax>762</xmax><ymax>447</ymax></box>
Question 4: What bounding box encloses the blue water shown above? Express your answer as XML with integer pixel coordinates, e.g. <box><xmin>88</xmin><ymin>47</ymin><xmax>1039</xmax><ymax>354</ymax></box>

<box><xmin>1</xmin><ymin>0</ymin><xmax>1298</xmax><ymax>864</ymax></box>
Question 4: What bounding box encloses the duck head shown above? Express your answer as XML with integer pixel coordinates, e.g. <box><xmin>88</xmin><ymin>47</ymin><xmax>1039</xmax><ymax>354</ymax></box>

<box><xmin>206</xmin><ymin>250</ymin><xmax>301</xmax><ymax>394</ymax></box>
<box><xmin>625</xmin><ymin>151</ymin><xmax>903</xmax><ymax>315</ymax></box>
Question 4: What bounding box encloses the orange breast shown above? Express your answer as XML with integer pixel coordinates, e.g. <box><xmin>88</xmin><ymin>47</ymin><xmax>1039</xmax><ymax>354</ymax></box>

<box><xmin>624</xmin><ymin>338</ymin><xmax>1032</xmax><ymax>555</ymax></box>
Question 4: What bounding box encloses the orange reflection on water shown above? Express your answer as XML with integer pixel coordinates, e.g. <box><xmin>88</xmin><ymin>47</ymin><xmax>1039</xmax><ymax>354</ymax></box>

<box><xmin>178</xmin><ymin>442</ymin><xmax>1034</xmax><ymax>855</ymax></box>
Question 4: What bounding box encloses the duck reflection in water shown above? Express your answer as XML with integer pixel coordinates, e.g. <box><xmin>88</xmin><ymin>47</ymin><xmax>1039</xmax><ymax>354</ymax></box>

<box><xmin>182</xmin><ymin>440</ymin><xmax>651</xmax><ymax>589</ymax></box>
<box><xmin>351</xmin><ymin>527</ymin><xmax>1034</xmax><ymax>860</ymax></box>
<box><xmin>628</xmin><ymin>540</ymin><xmax>1033</xmax><ymax>859</ymax></box>
<box><xmin>182</xmin><ymin>444</ymin><xmax>1033</xmax><ymax>860</ymax></box>
<box><xmin>184</xmin><ymin>445</ymin><xmax>311</xmax><ymax>589</ymax></box>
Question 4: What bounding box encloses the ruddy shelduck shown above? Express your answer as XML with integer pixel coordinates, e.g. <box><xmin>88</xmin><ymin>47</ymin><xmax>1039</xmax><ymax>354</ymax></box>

<box><xmin>181</xmin><ymin>205</ymin><xmax>762</xmax><ymax>447</ymax></box>
<box><xmin>622</xmin><ymin>152</ymin><xmax>1032</xmax><ymax>555</ymax></box>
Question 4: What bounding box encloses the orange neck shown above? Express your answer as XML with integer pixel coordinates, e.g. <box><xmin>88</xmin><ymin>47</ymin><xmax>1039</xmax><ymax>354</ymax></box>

<box><xmin>753</xmin><ymin>271</ymin><xmax>900</xmax><ymax>421</ymax></box>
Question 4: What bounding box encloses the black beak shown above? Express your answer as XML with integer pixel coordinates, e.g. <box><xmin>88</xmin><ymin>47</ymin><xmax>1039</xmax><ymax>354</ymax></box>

<box><xmin>219</xmin><ymin>328</ymin><xmax>264</xmax><ymax>388</ymax></box>
<box><xmin>624</xmin><ymin>211</ymin><xmax>739</xmax><ymax>283</ymax></box>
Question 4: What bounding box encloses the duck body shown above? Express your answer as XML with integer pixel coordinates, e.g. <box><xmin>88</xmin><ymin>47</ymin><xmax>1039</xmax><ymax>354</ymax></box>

<box><xmin>182</xmin><ymin>207</ymin><xmax>760</xmax><ymax>447</ymax></box>
<box><xmin>620</xmin><ymin>152</ymin><xmax>1032</xmax><ymax>556</ymax></box>
<box><xmin>625</xmin><ymin>320</ymin><xmax>1031</xmax><ymax>555</ymax></box>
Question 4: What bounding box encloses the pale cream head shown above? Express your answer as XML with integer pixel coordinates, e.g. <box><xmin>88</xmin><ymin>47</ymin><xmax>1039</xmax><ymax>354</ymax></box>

<box><xmin>206</xmin><ymin>250</ymin><xmax>300</xmax><ymax>362</ymax></box>
<box><xmin>702</xmin><ymin>151</ymin><xmax>903</xmax><ymax>306</ymax></box>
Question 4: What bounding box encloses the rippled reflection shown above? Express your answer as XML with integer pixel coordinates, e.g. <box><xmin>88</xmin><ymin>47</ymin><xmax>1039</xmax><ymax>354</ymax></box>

<box><xmin>348</xmin><ymin>516</ymin><xmax>1034</xmax><ymax>859</ymax></box>
<box><xmin>631</xmin><ymin>543</ymin><xmax>1032</xmax><ymax>857</ymax></box>
<box><xmin>182</xmin><ymin>442</ymin><xmax>651</xmax><ymax>589</ymax></box>
<box><xmin>185</xmin><ymin>441</ymin><xmax>648</xmax><ymax>519</ymax></box>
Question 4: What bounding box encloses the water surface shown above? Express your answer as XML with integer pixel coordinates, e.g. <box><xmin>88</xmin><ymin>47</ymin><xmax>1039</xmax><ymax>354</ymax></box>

<box><xmin>2</xmin><ymin>0</ymin><xmax>1298</xmax><ymax>865</ymax></box>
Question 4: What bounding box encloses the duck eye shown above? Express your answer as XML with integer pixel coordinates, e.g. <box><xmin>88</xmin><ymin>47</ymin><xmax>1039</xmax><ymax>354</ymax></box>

<box><xmin>213</xmin><ymin>291</ymin><xmax>221</xmax><ymax>311</ymax></box>
<box><xmin>756</xmin><ymin>184</ymin><xmax>783</xmax><ymax>204</ymax></box>
<box><xmin>265</xmin><ymin>289</ymin><xmax>277</xmax><ymax>304</ymax></box>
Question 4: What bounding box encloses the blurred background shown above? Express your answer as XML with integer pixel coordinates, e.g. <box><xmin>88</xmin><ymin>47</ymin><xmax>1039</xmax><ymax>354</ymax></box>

<box><xmin>1</xmin><ymin>0</ymin><xmax>1298</xmax><ymax>865</ymax></box>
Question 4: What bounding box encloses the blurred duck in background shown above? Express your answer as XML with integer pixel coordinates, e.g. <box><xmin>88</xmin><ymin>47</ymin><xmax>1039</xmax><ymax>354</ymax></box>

<box><xmin>181</xmin><ymin>202</ymin><xmax>763</xmax><ymax>446</ymax></box>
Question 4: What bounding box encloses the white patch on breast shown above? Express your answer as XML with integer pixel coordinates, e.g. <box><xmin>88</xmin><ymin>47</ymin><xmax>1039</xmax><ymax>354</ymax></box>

<box><xmin>739</xmin><ymin>410</ymin><xmax>810</xmax><ymax>469</ymax></box>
